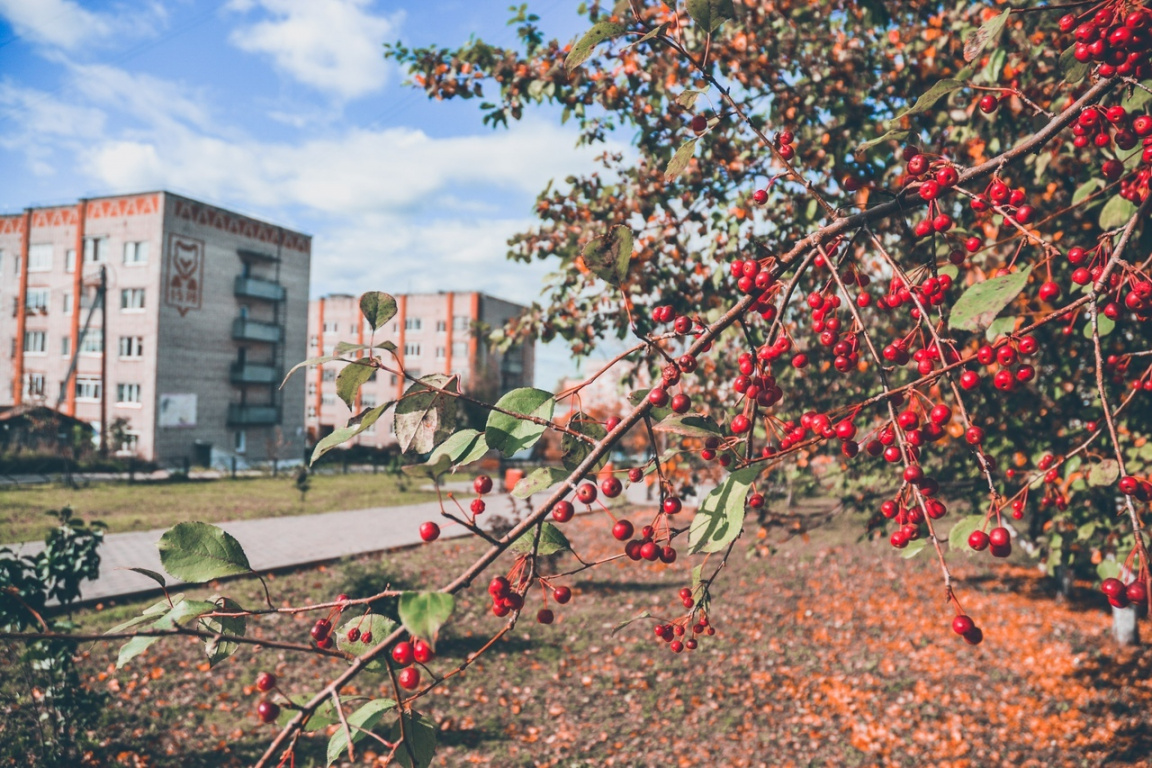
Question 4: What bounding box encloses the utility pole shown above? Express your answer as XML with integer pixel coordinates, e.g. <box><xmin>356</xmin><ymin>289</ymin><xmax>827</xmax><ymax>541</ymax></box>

<box><xmin>99</xmin><ymin>265</ymin><xmax>108</xmax><ymax>456</ymax></box>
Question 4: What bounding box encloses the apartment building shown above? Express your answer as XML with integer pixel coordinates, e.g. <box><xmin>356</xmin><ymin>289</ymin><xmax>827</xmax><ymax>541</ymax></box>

<box><xmin>0</xmin><ymin>191</ymin><xmax>311</xmax><ymax>464</ymax></box>
<box><xmin>307</xmin><ymin>292</ymin><xmax>534</xmax><ymax>448</ymax></box>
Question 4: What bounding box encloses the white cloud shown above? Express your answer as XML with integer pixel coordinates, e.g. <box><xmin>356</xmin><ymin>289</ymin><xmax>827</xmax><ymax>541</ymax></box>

<box><xmin>227</xmin><ymin>0</ymin><xmax>399</xmax><ymax>100</ymax></box>
<box><xmin>0</xmin><ymin>0</ymin><xmax>110</xmax><ymax>49</ymax></box>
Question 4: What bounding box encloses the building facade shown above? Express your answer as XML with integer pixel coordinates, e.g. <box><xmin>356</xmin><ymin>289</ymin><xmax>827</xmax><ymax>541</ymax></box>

<box><xmin>0</xmin><ymin>191</ymin><xmax>311</xmax><ymax>465</ymax></box>
<box><xmin>307</xmin><ymin>292</ymin><xmax>534</xmax><ymax>448</ymax></box>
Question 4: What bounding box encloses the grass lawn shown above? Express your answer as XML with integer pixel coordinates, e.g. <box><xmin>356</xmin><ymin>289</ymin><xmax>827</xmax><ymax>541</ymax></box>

<box><xmin>0</xmin><ymin>472</ymin><xmax>440</xmax><ymax>543</ymax></box>
<box><xmin>1</xmin><ymin>505</ymin><xmax>1148</xmax><ymax>767</ymax></box>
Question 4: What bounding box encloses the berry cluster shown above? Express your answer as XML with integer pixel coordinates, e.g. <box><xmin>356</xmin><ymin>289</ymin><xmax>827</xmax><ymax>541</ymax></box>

<box><xmin>308</xmin><ymin>593</ymin><xmax>351</xmax><ymax>650</ymax></box>
<box><xmin>1062</xmin><ymin>4</ymin><xmax>1152</xmax><ymax>79</ymax></box>
<box><xmin>391</xmin><ymin>637</ymin><xmax>434</xmax><ymax>690</ymax></box>
<box><xmin>419</xmin><ymin>474</ymin><xmax>494</xmax><ymax>542</ymax></box>
<box><xmin>652</xmin><ymin>589</ymin><xmax>716</xmax><ymax>654</ymax></box>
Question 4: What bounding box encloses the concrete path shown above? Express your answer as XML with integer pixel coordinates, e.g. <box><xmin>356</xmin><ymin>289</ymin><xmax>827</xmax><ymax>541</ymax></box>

<box><xmin>13</xmin><ymin>479</ymin><xmax>667</xmax><ymax>605</ymax></box>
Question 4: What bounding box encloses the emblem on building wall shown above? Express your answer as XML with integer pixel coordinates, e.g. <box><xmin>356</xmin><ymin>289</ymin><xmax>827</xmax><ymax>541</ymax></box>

<box><xmin>165</xmin><ymin>234</ymin><xmax>205</xmax><ymax>315</ymax></box>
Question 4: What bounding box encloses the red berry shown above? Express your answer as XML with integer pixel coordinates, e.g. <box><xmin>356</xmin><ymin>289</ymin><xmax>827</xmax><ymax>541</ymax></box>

<box><xmin>1126</xmin><ymin>580</ymin><xmax>1148</xmax><ymax>603</ymax></box>
<box><xmin>671</xmin><ymin>393</ymin><xmax>691</xmax><ymax>413</ymax></box>
<box><xmin>648</xmin><ymin>387</ymin><xmax>669</xmax><ymax>407</ymax></box>
<box><xmin>553</xmin><ymin>586</ymin><xmax>572</xmax><ymax>604</ymax></box>
<box><xmin>663</xmin><ymin>496</ymin><xmax>682</xmax><ymax>515</ymax></box>
<box><xmin>552</xmin><ymin>500</ymin><xmax>575</xmax><ymax>523</ymax></box>
<box><xmin>419</xmin><ymin>521</ymin><xmax>440</xmax><ymax>542</ymax></box>
<box><xmin>392</xmin><ymin>641</ymin><xmax>414</xmax><ymax>666</ymax></box>
<box><xmin>690</xmin><ymin>114</ymin><xmax>708</xmax><ymax>133</ymax></box>
<box><xmin>537</xmin><ymin>608</ymin><xmax>554</xmax><ymax>624</ymax></box>
<box><xmin>988</xmin><ymin>527</ymin><xmax>1011</xmax><ymax>548</ymax></box>
<box><xmin>255</xmin><ymin>672</ymin><xmax>276</xmax><ymax>692</ymax></box>
<box><xmin>412</xmin><ymin>639</ymin><xmax>433</xmax><ymax>664</ymax></box>
<box><xmin>474</xmin><ymin>475</ymin><xmax>493</xmax><ymax>495</ymax></box>
<box><xmin>952</xmin><ymin>615</ymin><xmax>975</xmax><ymax>635</ymax></box>
<box><xmin>968</xmin><ymin>530</ymin><xmax>990</xmax><ymax>551</ymax></box>
<box><xmin>612</xmin><ymin>520</ymin><xmax>634</xmax><ymax>541</ymax></box>
<box><xmin>1101</xmin><ymin>577</ymin><xmax>1125</xmax><ymax>599</ymax></box>
<box><xmin>398</xmin><ymin>667</ymin><xmax>421</xmax><ymax>690</ymax></box>
<box><xmin>576</xmin><ymin>483</ymin><xmax>597</xmax><ymax>504</ymax></box>
<box><xmin>601</xmin><ymin>476</ymin><xmax>623</xmax><ymax>498</ymax></box>
<box><xmin>257</xmin><ymin>700</ymin><xmax>280</xmax><ymax>724</ymax></box>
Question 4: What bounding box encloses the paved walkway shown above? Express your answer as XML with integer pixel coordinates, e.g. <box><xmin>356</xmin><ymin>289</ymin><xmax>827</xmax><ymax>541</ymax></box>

<box><xmin>14</xmin><ymin>480</ymin><xmax>666</xmax><ymax>604</ymax></box>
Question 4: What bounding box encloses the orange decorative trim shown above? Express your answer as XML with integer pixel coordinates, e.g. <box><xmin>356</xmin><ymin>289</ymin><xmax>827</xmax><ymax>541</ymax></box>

<box><xmin>171</xmin><ymin>197</ymin><xmax>310</xmax><ymax>253</ymax></box>
<box><xmin>67</xmin><ymin>200</ymin><xmax>87</xmax><ymax>415</ymax></box>
<box><xmin>13</xmin><ymin>210</ymin><xmax>31</xmax><ymax>406</ymax></box>
<box><xmin>315</xmin><ymin>298</ymin><xmax>325</xmax><ymax>423</ymax></box>
<box><xmin>395</xmin><ymin>296</ymin><xmax>408</xmax><ymax>399</ymax></box>
<box><xmin>469</xmin><ymin>292</ymin><xmax>480</xmax><ymax>384</ymax></box>
<box><xmin>444</xmin><ymin>293</ymin><xmax>455</xmax><ymax>376</ymax></box>
<box><xmin>0</xmin><ymin>216</ymin><xmax>26</xmax><ymax>236</ymax></box>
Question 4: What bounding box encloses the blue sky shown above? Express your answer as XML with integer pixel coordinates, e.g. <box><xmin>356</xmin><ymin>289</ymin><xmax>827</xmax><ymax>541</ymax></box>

<box><xmin>0</xmin><ymin>0</ymin><xmax>604</xmax><ymax>388</ymax></box>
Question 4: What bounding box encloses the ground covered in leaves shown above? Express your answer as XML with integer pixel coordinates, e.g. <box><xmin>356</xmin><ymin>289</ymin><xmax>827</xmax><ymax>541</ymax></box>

<box><xmin>4</xmin><ymin>505</ymin><xmax>1150</xmax><ymax>767</ymax></box>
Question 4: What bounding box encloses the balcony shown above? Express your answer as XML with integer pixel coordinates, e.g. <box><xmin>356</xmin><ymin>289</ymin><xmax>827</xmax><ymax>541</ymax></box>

<box><xmin>232</xmin><ymin>318</ymin><xmax>283</xmax><ymax>343</ymax></box>
<box><xmin>227</xmin><ymin>404</ymin><xmax>279</xmax><ymax>425</ymax></box>
<box><xmin>230</xmin><ymin>361</ymin><xmax>279</xmax><ymax>385</ymax></box>
<box><xmin>234</xmin><ymin>276</ymin><xmax>286</xmax><ymax>302</ymax></box>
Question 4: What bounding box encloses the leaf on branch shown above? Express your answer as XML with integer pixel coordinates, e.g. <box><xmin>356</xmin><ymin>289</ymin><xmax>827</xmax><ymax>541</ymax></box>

<box><xmin>948</xmin><ymin>266</ymin><xmax>1033</xmax><ymax>332</ymax></box>
<box><xmin>389</xmin><ymin>711</ymin><xmax>438</xmax><ymax>768</ymax></box>
<box><xmin>335</xmin><ymin>613</ymin><xmax>397</xmax><ymax>670</ymax></box>
<box><xmin>856</xmin><ymin>128</ymin><xmax>909</xmax><ymax>153</ymax></box>
<box><xmin>158</xmin><ymin>522</ymin><xmax>252</xmax><ymax>583</ymax></box>
<box><xmin>610</xmin><ymin>610</ymin><xmax>652</xmax><ymax>636</ymax></box>
<box><xmin>398</xmin><ymin>592</ymin><xmax>455</xmax><ymax>650</ymax></box>
<box><xmin>153</xmin><ymin>598</ymin><xmax>217</xmax><ymax>630</ymax></box>
<box><xmin>686</xmin><ymin>0</ymin><xmax>736</xmax><ymax>33</ymax></box>
<box><xmin>900</xmin><ymin>538</ymin><xmax>928</xmax><ymax>559</ymax></box>
<box><xmin>336</xmin><ymin>358</ymin><xmax>376</xmax><ymax>409</ymax></box>
<box><xmin>312</xmin><ymin>402</ymin><xmax>393</xmax><ymax>464</ymax></box>
<box><xmin>1097</xmin><ymin>559</ymin><xmax>1122</xmax><ymax>581</ymax></box>
<box><xmin>688</xmin><ymin>466</ymin><xmax>760</xmax><ymax>554</ymax></box>
<box><xmin>327</xmin><ymin>698</ymin><xmax>398</xmax><ymax>767</ymax></box>
<box><xmin>1059</xmin><ymin>44</ymin><xmax>1089</xmax><ymax>83</ymax></box>
<box><xmin>124</xmin><ymin>567</ymin><xmax>166</xmax><ymax>588</ymax></box>
<box><xmin>892</xmin><ymin>79</ymin><xmax>964</xmax><ymax>123</ymax></box>
<box><xmin>664</xmin><ymin>138</ymin><xmax>698</xmax><ymax>182</ymax></box>
<box><xmin>279</xmin><ymin>695</ymin><xmax>341</xmax><ymax>731</ymax></box>
<box><xmin>360</xmin><ymin>291</ymin><xmax>398</xmax><ymax>330</ymax></box>
<box><xmin>1084</xmin><ymin>312</ymin><xmax>1116</xmax><ymax>338</ymax></box>
<box><xmin>653</xmin><ymin>412</ymin><xmax>723</xmax><ymax>438</ymax></box>
<box><xmin>394</xmin><ymin>374</ymin><xmax>458</xmax><ymax>455</ymax></box>
<box><xmin>405</xmin><ymin>428</ymin><xmax>488</xmax><ymax>479</ymax></box>
<box><xmin>676</xmin><ymin>89</ymin><xmax>704</xmax><ymax>109</ymax></box>
<box><xmin>1123</xmin><ymin>81</ymin><xmax>1152</xmax><ymax>110</ymax></box>
<box><xmin>1088</xmin><ymin>459</ymin><xmax>1120</xmax><ymax>487</ymax></box>
<box><xmin>333</xmin><ymin>340</ymin><xmax>396</xmax><ymax>357</ymax></box>
<box><xmin>203</xmin><ymin>597</ymin><xmax>246</xmax><ymax>667</ymax></box>
<box><xmin>510</xmin><ymin>521</ymin><xmax>571</xmax><ymax>557</ymax></box>
<box><xmin>985</xmin><ymin>316</ymin><xmax>1018</xmax><ymax>342</ymax></box>
<box><xmin>117</xmin><ymin>636</ymin><xmax>160</xmax><ymax>669</ymax></box>
<box><xmin>485</xmin><ymin>387</ymin><xmax>555</xmax><ymax>456</ymax></box>
<box><xmin>1099</xmin><ymin>195</ymin><xmax>1138</xmax><ymax>230</ymax></box>
<box><xmin>627</xmin><ymin>389</ymin><xmax>671</xmax><ymax>421</ymax></box>
<box><xmin>948</xmin><ymin>514</ymin><xmax>986</xmax><ymax>552</ymax></box>
<box><xmin>1072</xmin><ymin>178</ymin><xmax>1103</xmax><ymax>207</ymax></box>
<box><xmin>512</xmin><ymin>467</ymin><xmax>569</xmax><ymax>499</ymax></box>
<box><xmin>561</xmin><ymin>412</ymin><xmax>608</xmax><ymax>473</ymax></box>
<box><xmin>565</xmin><ymin>21</ymin><xmax>628</xmax><ymax>73</ymax></box>
<box><xmin>582</xmin><ymin>225</ymin><xmax>634</xmax><ymax>286</ymax></box>
<box><xmin>625</xmin><ymin>22</ymin><xmax>667</xmax><ymax>49</ymax></box>
<box><xmin>964</xmin><ymin>8</ymin><xmax>1011</xmax><ymax>63</ymax></box>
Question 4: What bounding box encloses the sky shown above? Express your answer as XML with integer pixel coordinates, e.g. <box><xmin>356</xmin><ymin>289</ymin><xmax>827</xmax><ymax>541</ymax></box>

<box><xmin>0</xmin><ymin>0</ymin><xmax>604</xmax><ymax>388</ymax></box>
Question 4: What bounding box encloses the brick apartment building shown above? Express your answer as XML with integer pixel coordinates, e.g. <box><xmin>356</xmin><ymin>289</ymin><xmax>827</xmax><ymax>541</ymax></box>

<box><xmin>0</xmin><ymin>191</ymin><xmax>311</xmax><ymax>465</ymax></box>
<box><xmin>307</xmin><ymin>292</ymin><xmax>534</xmax><ymax>448</ymax></box>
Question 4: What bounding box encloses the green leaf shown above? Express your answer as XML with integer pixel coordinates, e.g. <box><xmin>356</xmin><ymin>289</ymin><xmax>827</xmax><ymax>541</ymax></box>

<box><xmin>1097</xmin><ymin>559</ymin><xmax>1121</xmax><ymax>581</ymax></box>
<box><xmin>964</xmin><ymin>8</ymin><xmax>1010</xmax><ymax>62</ymax></box>
<box><xmin>336</xmin><ymin>614</ymin><xmax>397</xmax><ymax>670</ymax></box>
<box><xmin>948</xmin><ymin>514</ymin><xmax>986</xmax><ymax>552</ymax></box>
<box><xmin>627</xmin><ymin>389</ymin><xmax>671</xmax><ymax>421</ymax></box>
<box><xmin>653</xmin><ymin>412</ymin><xmax>722</xmax><ymax>438</ymax></box>
<box><xmin>664</xmin><ymin>138</ymin><xmax>697</xmax><ymax>182</ymax></box>
<box><xmin>899</xmin><ymin>538</ymin><xmax>928</xmax><ymax>559</ymax></box>
<box><xmin>405</xmin><ymin>429</ymin><xmax>488</xmax><ymax>478</ymax></box>
<box><xmin>1099</xmin><ymin>195</ymin><xmax>1138</xmax><ymax>230</ymax></box>
<box><xmin>685</xmin><ymin>0</ymin><xmax>736</xmax><ymax>33</ymax></box>
<box><xmin>282</xmin><ymin>354</ymin><xmax>341</xmax><ymax>386</ymax></box>
<box><xmin>676</xmin><ymin>89</ymin><xmax>704</xmax><ymax>109</ymax></box>
<box><xmin>485</xmin><ymin>388</ymin><xmax>555</xmax><ymax>456</ymax></box>
<box><xmin>359</xmin><ymin>291</ymin><xmax>398</xmax><ymax>330</ymax></box>
<box><xmin>1087</xmin><ymin>459</ymin><xmax>1120</xmax><ymax>487</ymax></box>
<box><xmin>327</xmin><ymin>698</ymin><xmax>398</xmax><ymax>767</ymax></box>
<box><xmin>398</xmin><ymin>592</ymin><xmax>455</xmax><ymax>650</ymax></box>
<box><xmin>125</xmin><ymin>567</ymin><xmax>166</xmax><ymax>588</ymax></box>
<box><xmin>582</xmin><ymin>225</ymin><xmax>633</xmax><ymax>286</ymax></box>
<box><xmin>336</xmin><ymin>359</ymin><xmax>376</xmax><ymax>410</ymax></box>
<box><xmin>389</xmin><ymin>711</ymin><xmax>437</xmax><ymax>768</ymax></box>
<box><xmin>1084</xmin><ymin>312</ymin><xmax>1116</xmax><ymax>338</ymax></box>
<box><xmin>948</xmin><ymin>266</ymin><xmax>1033</xmax><ymax>332</ymax></box>
<box><xmin>1072</xmin><ymin>178</ymin><xmax>1103</xmax><ymax>206</ymax></box>
<box><xmin>334</xmin><ymin>340</ymin><xmax>396</xmax><ymax>357</ymax></box>
<box><xmin>985</xmin><ymin>316</ymin><xmax>1018</xmax><ymax>342</ymax></box>
<box><xmin>153</xmin><ymin>598</ymin><xmax>217</xmax><ymax>629</ymax></box>
<box><xmin>610</xmin><ymin>610</ymin><xmax>651</xmax><ymax>636</ymax></box>
<box><xmin>509</xmin><ymin>521</ymin><xmax>571</xmax><ymax>557</ymax></box>
<box><xmin>624</xmin><ymin>22</ymin><xmax>667</xmax><ymax>49</ymax></box>
<box><xmin>279</xmin><ymin>695</ymin><xmax>341</xmax><ymax>731</ymax></box>
<box><xmin>892</xmin><ymin>79</ymin><xmax>963</xmax><ymax>122</ymax></box>
<box><xmin>688</xmin><ymin>466</ymin><xmax>759</xmax><ymax>554</ymax></box>
<box><xmin>978</xmin><ymin>48</ymin><xmax>1006</xmax><ymax>86</ymax></box>
<box><xmin>562</xmin><ymin>412</ymin><xmax>608</xmax><ymax>473</ymax></box>
<box><xmin>158</xmin><ymin>522</ymin><xmax>251</xmax><ymax>583</ymax></box>
<box><xmin>1077</xmin><ymin>522</ymin><xmax>1098</xmax><ymax>541</ymax></box>
<box><xmin>202</xmin><ymin>597</ymin><xmax>246</xmax><ymax>667</ymax></box>
<box><xmin>565</xmin><ymin>21</ymin><xmax>627</xmax><ymax>72</ymax></box>
<box><xmin>394</xmin><ymin>374</ymin><xmax>458</xmax><ymax>455</ymax></box>
<box><xmin>1122</xmin><ymin>81</ymin><xmax>1152</xmax><ymax>110</ymax></box>
<box><xmin>311</xmin><ymin>402</ymin><xmax>392</xmax><ymax>465</ymax></box>
<box><xmin>856</xmin><ymin>128</ymin><xmax>909</xmax><ymax>153</ymax></box>
<box><xmin>1059</xmin><ymin>44</ymin><xmax>1089</xmax><ymax>83</ymax></box>
<box><xmin>117</xmin><ymin>635</ymin><xmax>160</xmax><ymax>668</ymax></box>
<box><xmin>512</xmin><ymin>467</ymin><xmax>569</xmax><ymax>499</ymax></box>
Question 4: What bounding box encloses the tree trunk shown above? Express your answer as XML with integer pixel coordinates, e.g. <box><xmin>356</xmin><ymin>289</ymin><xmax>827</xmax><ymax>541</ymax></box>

<box><xmin>1112</xmin><ymin>603</ymin><xmax>1140</xmax><ymax>646</ymax></box>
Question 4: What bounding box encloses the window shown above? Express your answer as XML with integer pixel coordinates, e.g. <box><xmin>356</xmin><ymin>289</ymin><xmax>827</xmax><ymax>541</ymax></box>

<box><xmin>24</xmin><ymin>373</ymin><xmax>45</xmax><ymax>398</ymax></box>
<box><xmin>389</xmin><ymin>374</ymin><xmax>397</xmax><ymax>385</ymax></box>
<box><xmin>306</xmin><ymin>405</ymin><xmax>317</xmax><ymax>418</ymax></box>
<box><xmin>435</xmin><ymin>346</ymin><xmax>446</xmax><ymax>359</ymax></box>
<box><xmin>61</xmin><ymin>336</ymin><xmax>70</xmax><ymax>356</ymax></box>
<box><xmin>435</xmin><ymin>320</ymin><xmax>447</xmax><ymax>333</ymax></box>
<box><xmin>116</xmin><ymin>383</ymin><xmax>141</xmax><ymax>404</ymax></box>
<box><xmin>453</xmin><ymin>315</ymin><xmax>470</xmax><ymax>331</ymax></box>
<box><xmin>120</xmin><ymin>289</ymin><xmax>145</xmax><ymax>311</ymax></box>
<box><xmin>62</xmin><ymin>292</ymin><xmax>72</xmax><ymax>314</ymax></box>
<box><xmin>65</xmin><ymin>249</ymin><xmax>75</xmax><ymax>273</ymax></box>
<box><xmin>404</xmin><ymin>343</ymin><xmax>421</xmax><ymax>356</ymax></box>
<box><xmin>116</xmin><ymin>432</ymin><xmax>140</xmax><ymax>454</ymax></box>
<box><xmin>234</xmin><ymin>430</ymin><xmax>246</xmax><ymax>454</ymax></box>
<box><xmin>118</xmin><ymin>336</ymin><xmax>143</xmax><ymax>358</ymax></box>
<box><xmin>307</xmin><ymin>382</ymin><xmax>317</xmax><ymax>396</ymax></box>
<box><xmin>323</xmin><ymin>322</ymin><xmax>338</xmax><ymax>333</ymax></box>
<box><xmin>24</xmin><ymin>331</ymin><xmax>46</xmax><ymax>354</ymax></box>
<box><xmin>322</xmin><ymin>369</ymin><xmax>336</xmax><ymax>382</ymax></box>
<box><xmin>80</xmin><ymin>329</ymin><xmax>103</xmax><ymax>355</ymax></box>
<box><xmin>451</xmin><ymin>341</ymin><xmax>468</xmax><ymax>358</ymax></box>
<box><xmin>309</xmin><ymin>335</ymin><xmax>319</xmax><ymax>349</ymax></box>
<box><xmin>405</xmin><ymin>318</ymin><xmax>422</xmax><ymax>331</ymax></box>
<box><xmin>28</xmin><ymin>244</ymin><xmax>52</xmax><ymax>272</ymax></box>
<box><xmin>26</xmin><ymin>288</ymin><xmax>49</xmax><ymax>313</ymax></box>
<box><xmin>123</xmin><ymin>241</ymin><xmax>148</xmax><ymax>265</ymax></box>
<box><xmin>321</xmin><ymin>394</ymin><xmax>336</xmax><ymax>406</ymax></box>
<box><xmin>83</xmin><ymin>237</ymin><xmax>107</xmax><ymax>264</ymax></box>
<box><xmin>75</xmin><ymin>376</ymin><xmax>101</xmax><ymax>401</ymax></box>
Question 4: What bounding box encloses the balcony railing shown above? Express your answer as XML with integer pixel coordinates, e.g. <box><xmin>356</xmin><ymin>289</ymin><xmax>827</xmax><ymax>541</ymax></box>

<box><xmin>230</xmin><ymin>362</ymin><xmax>279</xmax><ymax>385</ymax></box>
<box><xmin>232</xmin><ymin>318</ymin><xmax>283</xmax><ymax>343</ymax></box>
<box><xmin>227</xmin><ymin>404</ymin><xmax>279</xmax><ymax>425</ymax></box>
<box><xmin>234</xmin><ymin>276</ymin><xmax>286</xmax><ymax>302</ymax></box>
